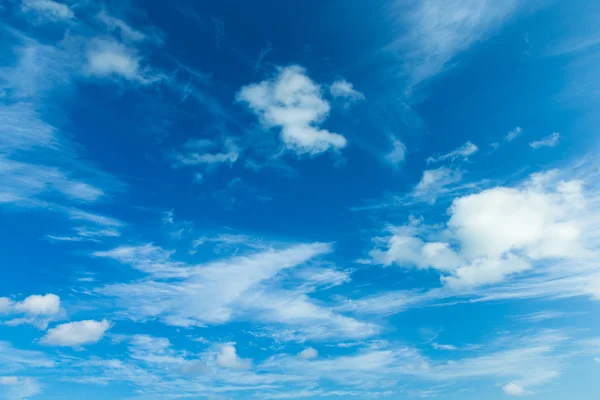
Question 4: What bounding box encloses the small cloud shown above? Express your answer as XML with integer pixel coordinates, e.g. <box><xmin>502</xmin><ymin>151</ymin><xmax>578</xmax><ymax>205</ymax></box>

<box><xmin>412</xmin><ymin>167</ymin><xmax>462</xmax><ymax>204</ymax></box>
<box><xmin>41</xmin><ymin>319</ymin><xmax>111</xmax><ymax>347</ymax></box>
<box><xmin>216</xmin><ymin>343</ymin><xmax>251</xmax><ymax>369</ymax></box>
<box><xmin>85</xmin><ymin>38</ymin><xmax>160</xmax><ymax>84</ymax></box>
<box><xmin>427</xmin><ymin>141</ymin><xmax>478</xmax><ymax>164</ymax></box>
<box><xmin>506</xmin><ymin>126</ymin><xmax>523</xmax><ymax>142</ymax></box>
<box><xmin>298</xmin><ymin>347</ymin><xmax>318</xmax><ymax>359</ymax></box>
<box><xmin>329</xmin><ymin>79</ymin><xmax>365</xmax><ymax>102</ymax></box>
<box><xmin>386</xmin><ymin>136</ymin><xmax>407</xmax><ymax>166</ymax></box>
<box><xmin>502</xmin><ymin>382</ymin><xmax>529</xmax><ymax>396</ymax></box>
<box><xmin>432</xmin><ymin>342</ymin><xmax>458</xmax><ymax>351</ymax></box>
<box><xmin>97</xmin><ymin>10</ymin><xmax>146</xmax><ymax>42</ymax></box>
<box><xmin>237</xmin><ymin>65</ymin><xmax>347</xmax><ymax>156</ymax></box>
<box><xmin>530</xmin><ymin>132</ymin><xmax>560</xmax><ymax>149</ymax></box>
<box><xmin>174</xmin><ymin>140</ymin><xmax>239</xmax><ymax>166</ymax></box>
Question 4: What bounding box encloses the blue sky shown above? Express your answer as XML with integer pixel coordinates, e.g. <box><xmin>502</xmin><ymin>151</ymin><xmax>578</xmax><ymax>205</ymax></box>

<box><xmin>1</xmin><ymin>0</ymin><xmax>600</xmax><ymax>399</ymax></box>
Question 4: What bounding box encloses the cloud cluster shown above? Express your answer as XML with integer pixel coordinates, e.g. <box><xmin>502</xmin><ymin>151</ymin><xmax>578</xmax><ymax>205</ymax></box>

<box><xmin>372</xmin><ymin>170</ymin><xmax>588</xmax><ymax>290</ymax></box>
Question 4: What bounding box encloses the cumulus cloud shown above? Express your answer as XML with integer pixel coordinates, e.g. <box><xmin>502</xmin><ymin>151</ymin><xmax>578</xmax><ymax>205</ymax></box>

<box><xmin>41</xmin><ymin>319</ymin><xmax>111</xmax><ymax>347</ymax></box>
<box><xmin>20</xmin><ymin>0</ymin><xmax>74</xmax><ymax>22</ymax></box>
<box><xmin>427</xmin><ymin>141</ymin><xmax>478</xmax><ymax>164</ymax></box>
<box><xmin>530</xmin><ymin>132</ymin><xmax>560</xmax><ymax>149</ymax></box>
<box><xmin>372</xmin><ymin>170</ymin><xmax>588</xmax><ymax>289</ymax></box>
<box><xmin>216</xmin><ymin>343</ymin><xmax>252</xmax><ymax>369</ymax></box>
<box><xmin>298</xmin><ymin>347</ymin><xmax>318</xmax><ymax>359</ymax></box>
<box><xmin>0</xmin><ymin>294</ymin><xmax>62</xmax><ymax>329</ymax></box>
<box><xmin>237</xmin><ymin>65</ymin><xmax>347</xmax><ymax>155</ymax></box>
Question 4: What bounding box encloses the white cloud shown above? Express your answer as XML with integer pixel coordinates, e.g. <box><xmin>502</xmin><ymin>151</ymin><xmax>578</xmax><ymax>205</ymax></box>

<box><xmin>432</xmin><ymin>343</ymin><xmax>458</xmax><ymax>351</ymax></box>
<box><xmin>503</xmin><ymin>382</ymin><xmax>528</xmax><ymax>396</ymax></box>
<box><xmin>394</xmin><ymin>0</ymin><xmax>521</xmax><ymax>86</ymax></box>
<box><xmin>20</xmin><ymin>0</ymin><xmax>74</xmax><ymax>22</ymax></box>
<box><xmin>97</xmin><ymin>242</ymin><xmax>376</xmax><ymax>340</ymax></box>
<box><xmin>427</xmin><ymin>141</ymin><xmax>478</xmax><ymax>164</ymax></box>
<box><xmin>0</xmin><ymin>294</ymin><xmax>62</xmax><ymax>329</ymax></box>
<box><xmin>329</xmin><ymin>79</ymin><xmax>365</xmax><ymax>102</ymax></box>
<box><xmin>12</xmin><ymin>294</ymin><xmax>60</xmax><ymax>316</ymax></box>
<box><xmin>216</xmin><ymin>343</ymin><xmax>252</xmax><ymax>369</ymax></box>
<box><xmin>86</xmin><ymin>38</ymin><xmax>159</xmax><ymax>84</ymax></box>
<box><xmin>0</xmin><ymin>376</ymin><xmax>42</xmax><ymax>400</ymax></box>
<box><xmin>506</xmin><ymin>126</ymin><xmax>523</xmax><ymax>142</ymax></box>
<box><xmin>298</xmin><ymin>347</ymin><xmax>318</xmax><ymax>359</ymax></box>
<box><xmin>97</xmin><ymin>10</ymin><xmax>146</xmax><ymax>42</ymax></box>
<box><xmin>411</xmin><ymin>167</ymin><xmax>462</xmax><ymax>203</ymax></box>
<box><xmin>41</xmin><ymin>319</ymin><xmax>111</xmax><ymax>347</ymax></box>
<box><xmin>530</xmin><ymin>132</ymin><xmax>560</xmax><ymax>149</ymax></box>
<box><xmin>385</xmin><ymin>136</ymin><xmax>407</xmax><ymax>166</ymax></box>
<box><xmin>174</xmin><ymin>140</ymin><xmax>240</xmax><ymax>166</ymax></box>
<box><xmin>237</xmin><ymin>65</ymin><xmax>347</xmax><ymax>155</ymax></box>
<box><xmin>372</xmin><ymin>170</ymin><xmax>588</xmax><ymax>290</ymax></box>
<box><xmin>0</xmin><ymin>341</ymin><xmax>55</xmax><ymax>369</ymax></box>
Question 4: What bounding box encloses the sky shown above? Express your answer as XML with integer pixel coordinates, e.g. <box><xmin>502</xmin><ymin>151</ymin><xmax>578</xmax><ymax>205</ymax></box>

<box><xmin>1</xmin><ymin>0</ymin><xmax>600</xmax><ymax>399</ymax></box>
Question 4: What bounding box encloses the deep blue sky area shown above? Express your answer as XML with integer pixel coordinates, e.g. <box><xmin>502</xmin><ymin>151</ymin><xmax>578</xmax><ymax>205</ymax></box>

<box><xmin>1</xmin><ymin>0</ymin><xmax>600</xmax><ymax>399</ymax></box>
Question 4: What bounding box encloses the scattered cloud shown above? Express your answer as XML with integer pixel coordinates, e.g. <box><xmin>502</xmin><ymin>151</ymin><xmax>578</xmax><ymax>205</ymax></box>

<box><xmin>96</xmin><ymin>10</ymin><xmax>146</xmax><ymax>42</ymax></box>
<box><xmin>0</xmin><ymin>294</ymin><xmax>62</xmax><ymax>329</ymax></box>
<box><xmin>174</xmin><ymin>139</ymin><xmax>240</xmax><ymax>166</ymax></box>
<box><xmin>41</xmin><ymin>319</ymin><xmax>111</xmax><ymax>347</ymax></box>
<box><xmin>298</xmin><ymin>347</ymin><xmax>318</xmax><ymax>359</ymax></box>
<box><xmin>0</xmin><ymin>376</ymin><xmax>42</xmax><ymax>400</ymax></box>
<box><xmin>411</xmin><ymin>167</ymin><xmax>463</xmax><ymax>203</ymax></box>
<box><xmin>237</xmin><ymin>65</ymin><xmax>347</xmax><ymax>155</ymax></box>
<box><xmin>20</xmin><ymin>0</ymin><xmax>74</xmax><ymax>23</ymax></box>
<box><xmin>385</xmin><ymin>136</ymin><xmax>407</xmax><ymax>166</ymax></box>
<box><xmin>530</xmin><ymin>132</ymin><xmax>560</xmax><ymax>149</ymax></box>
<box><xmin>506</xmin><ymin>126</ymin><xmax>523</xmax><ymax>142</ymax></box>
<box><xmin>427</xmin><ymin>141</ymin><xmax>478</xmax><ymax>164</ymax></box>
<box><xmin>329</xmin><ymin>79</ymin><xmax>365</xmax><ymax>103</ymax></box>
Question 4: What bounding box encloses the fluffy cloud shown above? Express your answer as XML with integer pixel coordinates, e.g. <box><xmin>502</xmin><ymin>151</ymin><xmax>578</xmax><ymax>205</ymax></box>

<box><xmin>530</xmin><ymin>132</ymin><xmax>560</xmax><ymax>149</ymax></box>
<box><xmin>41</xmin><ymin>319</ymin><xmax>111</xmax><ymax>347</ymax></box>
<box><xmin>20</xmin><ymin>0</ymin><xmax>74</xmax><ymax>22</ymax></box>
<box><xmin>427</xmin><ymin>141</ymin><xmax>478</xmax><ymax>164</ymax></box>
<box><xmin>372</xmin><ymin>171</ymin><xmax>587</xmax><ymax>289</ymax></box>
<box><xmin>298</xmin><ymin>347</ymin><xmax>318</xmax><ymax>359</ymax></box>
<box><xmin>85</xmin><ymin>38</ymin><xmax>160</xmax><ymax>84</ymax></box>
<box><xmin>216</xmin><ymin>343</ymin><xmax>252</xmax><ymax>369</ymax></box>
<box><xmin>0</xmin><ymin>294</ymin><xmax>62</xmax><ymax>329</ymax></box>
<box><xmin>237</xmin><ymin>65</ymin><xmax>347</xmax><ymax>155</ymax></box>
